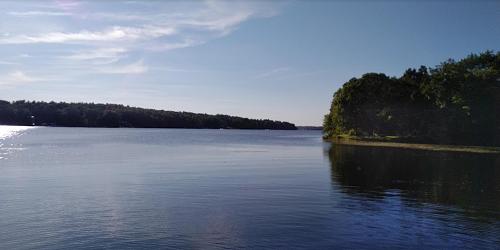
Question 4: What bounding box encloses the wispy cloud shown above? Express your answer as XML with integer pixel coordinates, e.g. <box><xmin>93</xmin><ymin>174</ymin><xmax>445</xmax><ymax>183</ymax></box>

<box><xmin>178</xmin><ymin>10</ymin><xmax>253</xmax><ymax>33</ymax></box>
<box><xmin>53</xmin><ymin>0</ymin><xmax>84</xmax><ymax>11</ymax></box>
<box><xmin>64</xmin><ymin>47</ymin><xmax>127</xmax><ymax>64</ymax></box>
<box><xmin>8</xmin><ymin>11</ymin><xmax>71</xmax><ymax>17</ymax></box>
<box><xmin>0</xmin><ymin>70</ymin><xmax>44</xmax><ymax>86</ymax></box>
<box><xmin>98</xmin><ymin>60</ymin><xmax>148</xmax><ymax>74</ymax></box>
<box><xmin>0</xmin><ymin>26</ymin><xmax>176</xmax><ymax>44</ymax></box>
<box><xmin>255</xmin><ymin>67</ymin><xmax>290</xmax><ymax>79</ymax></box>
<box><xmin>0</xmin><ymin>1</ymin><xmax>280</xmax><ymax>78</ymax></box>
<box><xmin>9</xmin><ymin>70</ymin><xmax>40</xmax><ymax>82</ymax></box>
<box><xmin>1</xmin><ymin>1</ymin><xmax>276</xmax><ymax>46</ymax></box>
<box><xmin>149</xmin><ymin>39</ymin><xmax>202</xmax><ymax>52</ymax></box>
<box><xmin>80</xmin><ymin>12</ymin><xmax>152</xmax><ymax>21</ymax></box>
<box><xmin>0</xmin><ymin>60</ymin><xmax>19</xmax><ymax>65</ymax></box>
<box><xmin>275</xmin><ymin>69</ymin><xmax>330</xmax><ymax>80</ymax></box>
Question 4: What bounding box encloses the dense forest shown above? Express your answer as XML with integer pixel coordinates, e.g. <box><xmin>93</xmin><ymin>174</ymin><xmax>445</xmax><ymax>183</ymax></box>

<box><xmin>0</xmin><ymin>101</ymin><xmax>296</xmax><ymax>130</ymax></box>
<box><xmin>324</xmin><ymin>51</ymin><xmax>500</xmax><ymax>146</ymax></box>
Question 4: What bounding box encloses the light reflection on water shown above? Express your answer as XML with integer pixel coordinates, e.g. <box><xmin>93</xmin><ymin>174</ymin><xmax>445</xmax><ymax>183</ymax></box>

<box><xmin>0</xmin><ymin>125</ymin><xmax>34</xmax><ymax>140</ymax></box>
<box><xmin>0</xmin><ymin>125</ymin><xmax>33</xmax><ymax>159</ymax></box>
<box><xmin>0</xmin><ymin>127</ymin><xmax>498</xmax><ymax>249</ymax></box>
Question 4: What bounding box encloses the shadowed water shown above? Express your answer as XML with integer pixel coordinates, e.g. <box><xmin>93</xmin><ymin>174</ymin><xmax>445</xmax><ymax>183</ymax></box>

<box><xmin>0</xmin><ymin>126</ymin><xmax>498</xmax><ymax>249</ymax></box>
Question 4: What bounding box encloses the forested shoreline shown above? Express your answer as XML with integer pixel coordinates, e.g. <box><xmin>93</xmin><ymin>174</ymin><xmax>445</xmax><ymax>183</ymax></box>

<box><xmin>323</xmin><ymin>51</ymin><xmax>500</xmax><ymax>146</ymax></box>
<box><xmin>0</xmin><ymin>101</ymin><xmax>297</xmax><ymax>130</ymax></box>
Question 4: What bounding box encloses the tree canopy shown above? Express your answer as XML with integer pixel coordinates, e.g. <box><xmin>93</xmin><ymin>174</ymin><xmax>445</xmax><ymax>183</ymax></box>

<box><xmin>324</xmin><ymin>51</ymin><xmax>500</xmax><ymax>146</ymax></box>
<box><xmin>0</xmin><ymin>101</ymin><xmax>296</xmax><ymax>130</ymax></box>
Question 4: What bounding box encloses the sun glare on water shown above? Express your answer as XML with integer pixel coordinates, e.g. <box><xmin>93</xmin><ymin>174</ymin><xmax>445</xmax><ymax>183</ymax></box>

<box><xmin>0</xmin><ymin>125</ymin><xmax>34</xmax><ymax>140</ymax></box>
<box><xmin>0</xmin><ymin>125</ymin><xmax>34</xmax><ymax>160</ymax></box>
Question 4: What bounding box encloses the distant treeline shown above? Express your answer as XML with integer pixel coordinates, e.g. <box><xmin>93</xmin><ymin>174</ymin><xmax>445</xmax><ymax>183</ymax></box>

<box><xmin>297</xmin><ymin>126</ymin><xmax>323</xmax><ymax>130</ymax></box>
<box><xmin>0</xmin><ymin>101</ymin><xmax>296</xmax><ymax>130</ymax></box>
<box><xmin>324</xmin><ymin>51</ymin><xmax>500</xmax><ymax>146</ymax></box>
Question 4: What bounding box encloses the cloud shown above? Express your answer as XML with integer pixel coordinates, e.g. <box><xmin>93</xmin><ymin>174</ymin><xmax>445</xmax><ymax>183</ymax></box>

<box><xmin>0</xmin><ymin>26</ymin><xmax>176</xmax><ymax>44</ymax></box>
<box><xmin>255</xmin><ymin>67</ymin><xmax>290</xmax><ymax>79</ymax></box>
<box><xmin>0</xmin><ymin>70</ymin><xmax>44</xmax><ymax>86</ymax></box>
<box><xmin>0</xmin><ymin>60</ymin><xmax>19</xmax><ymax>65</ymax></box>
<box><xmin>0</xmin><ymin>1</ymin><xmax>280</xmax><ymax>76</ymax></box>
<box><xmin>8</xmin><ymin>11</ymin><xmax>71</xmax><ymax>17</ymax></box>
<box><xmin>80</xmin><ymin>12</ymin><xmax>151</xmax><ymax>21</ymax></box>
<box><xmin>65</xmin><ymin>47</ymin><xmax>127</xmax><ymax>61</ymax></box>
<box><xmin>174</xmin><ymin>9</ymin><xmax>253</xmax><ymax>33</ymax></box>
<box><xmin>0</xmin><ymin>1</ymin><xmax>276</xmax><ymax>46</ymax></box>
<box><xmin>53</xmin><ymin>0</ymin><xmax>84</xmax><ymax>11</ymax></box>
<box><xmin>8</xmin><ymin>71</ymin><xmax>40</xmax><ymax>82</ymax></box>
<box><xmin>98</xmin><ymin>60</ymin><xmax>148</xmax><ymax>74</ymax></box>
<box><xmin>148</xmin><ymin>39</ymin><xmax>202</xmax><ymax>51</ymax></box>
<box><xmin>275</xmin><ymin>69</ymin><xmax>330</xmax><ymax>80</ymax></box>
<box><xmin>62</xmin><ymin>47</ymin><xmax>128</xmax><ymax>65</ymax></box>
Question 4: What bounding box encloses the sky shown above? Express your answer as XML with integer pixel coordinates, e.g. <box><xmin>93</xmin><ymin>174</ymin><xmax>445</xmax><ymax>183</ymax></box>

<box><xmin>0</xmin><ymin>0</ymin><xmax>498</xmax><ymax>126</ymax></box>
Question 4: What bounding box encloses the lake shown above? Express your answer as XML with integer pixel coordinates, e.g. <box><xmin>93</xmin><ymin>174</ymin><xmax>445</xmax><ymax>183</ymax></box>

<box><xmin>0</xmin><ymin>126</ymin><xmax>499</xmax><ymax>249</ymax></box>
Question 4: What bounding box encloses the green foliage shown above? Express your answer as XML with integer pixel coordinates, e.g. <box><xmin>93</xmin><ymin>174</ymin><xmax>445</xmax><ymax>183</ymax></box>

<box><xmin>324</xmin><ymin>51</ymin><xmax>500</xmax><ymax>146</ymax></box>
<box><xmin>0</xmin><ymin>101</ymin><xmax>297</xmax><ymax>130</ymax></box>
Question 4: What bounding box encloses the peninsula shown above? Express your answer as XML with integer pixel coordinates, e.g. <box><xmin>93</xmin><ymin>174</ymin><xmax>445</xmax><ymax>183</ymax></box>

<box><xmin>323</xmin><ymin>51</ymin><xmax>500</xmax><ymax>148</ymax></box>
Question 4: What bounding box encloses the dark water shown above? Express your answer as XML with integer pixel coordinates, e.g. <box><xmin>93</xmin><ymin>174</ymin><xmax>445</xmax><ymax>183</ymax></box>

<box><xmin>0</xmin><ymin>126</ymin><xmax>499</xmax><ymax>249</ymax></box>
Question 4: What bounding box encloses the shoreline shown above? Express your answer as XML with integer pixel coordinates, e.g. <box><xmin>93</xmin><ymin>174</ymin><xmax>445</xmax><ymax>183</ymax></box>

<box><xmin>0</xmin><ymin>124</ymin><xmax>297</xmax><ymax>131</ymax></box>
<box><xmin>326</xmin><ymin>137</ymin><xmax>500</xmax><ymax>154</ymax></box>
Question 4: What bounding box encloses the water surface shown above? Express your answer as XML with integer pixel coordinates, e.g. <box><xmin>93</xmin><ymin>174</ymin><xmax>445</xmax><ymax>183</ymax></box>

<box><xmin>0</xmin><ymin>126</ymin><xmax>499</xmax><ymax>249</ymax></box>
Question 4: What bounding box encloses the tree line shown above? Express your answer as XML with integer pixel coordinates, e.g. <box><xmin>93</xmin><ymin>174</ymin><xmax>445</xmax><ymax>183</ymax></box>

<box><xmin>323</xmin><ymin>51</ymin><xmax>499</xmax><ymax>146</ymax></box>
<box><xmin>0</xmin><ymin>100</ymin><xmax>297</xmax><ymax>130</ymax></box>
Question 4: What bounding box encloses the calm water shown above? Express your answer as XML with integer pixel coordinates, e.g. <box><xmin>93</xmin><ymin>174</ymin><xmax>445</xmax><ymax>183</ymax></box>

<box><xmin>0</xmin><ymin>126</ymin><xmax>499</xmax><ymax>249</ymax></box>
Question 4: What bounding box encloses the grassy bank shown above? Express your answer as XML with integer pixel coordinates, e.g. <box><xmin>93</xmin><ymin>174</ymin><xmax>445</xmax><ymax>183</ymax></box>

<box><xmin>325</xmin><ymin>135</ymin><xmax>500</xmax><ymax>154</ymax></box>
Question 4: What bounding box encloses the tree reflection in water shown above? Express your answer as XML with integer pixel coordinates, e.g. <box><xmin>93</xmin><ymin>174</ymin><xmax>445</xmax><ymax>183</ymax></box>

<box><xmin>326</xmin><ymin>143</ymin><xmax>500</xmax><ymax>221</ymax></box>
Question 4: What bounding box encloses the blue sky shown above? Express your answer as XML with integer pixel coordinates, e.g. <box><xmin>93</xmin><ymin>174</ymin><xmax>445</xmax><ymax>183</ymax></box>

<box><xmin>0</xmin><ymin>0</ymin><xmax>498</xmax><ymax>125</ymax></box>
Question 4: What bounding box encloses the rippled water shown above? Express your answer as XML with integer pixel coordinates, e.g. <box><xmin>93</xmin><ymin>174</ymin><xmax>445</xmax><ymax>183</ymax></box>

<box><xmin>0</xmin><ymin>126</ymin><xmax>34</xmax><ymax>160</ymax></box>
<box><xmin>0</xmin><ymin>126</ymin><xmax>499</xmax><ymax>249</ymax></box>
